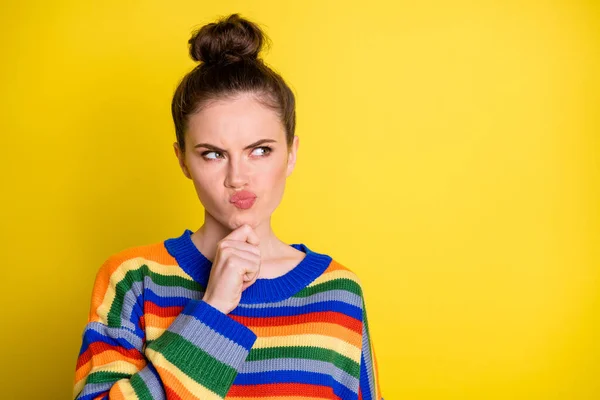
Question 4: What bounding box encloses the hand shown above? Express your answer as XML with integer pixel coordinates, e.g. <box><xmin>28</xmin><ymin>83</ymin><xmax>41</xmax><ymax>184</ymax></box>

<box><xmin>202</xmin><ymin>224</ymin><xmax>261</xmax><ymax>314</ymax></box>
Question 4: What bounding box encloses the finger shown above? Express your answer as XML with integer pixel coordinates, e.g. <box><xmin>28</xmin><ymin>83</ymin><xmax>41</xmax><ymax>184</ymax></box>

<box><xmin>242</xmin><ymin>271</ymin><xmax>260</xmax><ymax>290</ymax></box>
<box><xmin>226</xmin><ymin>224</ymin><xmax>260</xmax><ymax>247</ymax></box>
<box><xmin>242</xmin><ymin>260</ymin><xmax>261</xmax><ymax>286</ymax></box>
<box><xmin>242</xmin><ymin>280</ymin><xmax>254</xmax><ymax>291</ymax></box>
<box><xmin>225</xmin><ymin>252</ymin><xmax>261</xmax><ymax>279</ymax></box>
<box><xmin>218</xmin><ymin>239</ymin><xmax>260</xmax><ymax>257</ymax></box>
<box><xmin>221</xmin><ymin>249</ymin><xmax>259</xmax><ymax>270</ymax></box>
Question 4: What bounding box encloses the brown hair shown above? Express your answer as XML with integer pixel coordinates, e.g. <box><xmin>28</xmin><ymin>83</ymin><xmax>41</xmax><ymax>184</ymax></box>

<box><xmin>171</xmin><ymin>13</ymin><xmax>296</xmax><ymax>154</ymax></box>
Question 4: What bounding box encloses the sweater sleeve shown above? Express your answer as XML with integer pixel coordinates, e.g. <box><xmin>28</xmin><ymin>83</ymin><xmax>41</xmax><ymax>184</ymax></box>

<box><xmin>72</xmin><ymin>255</ymin><xmax>258</xmax><ymax>400</ymax></box>
<box><xmin>358</xmin><ymin>294</ymin><xmax>384</xmax><ymax>400</ymax></box>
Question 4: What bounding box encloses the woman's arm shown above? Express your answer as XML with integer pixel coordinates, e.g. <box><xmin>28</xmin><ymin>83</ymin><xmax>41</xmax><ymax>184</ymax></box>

<box><xmin>358</xmin><ymin>295</ymin><xmax>384</xmax><ymax>400</ymax></box>
<box><xmin>73</xmin><ymin>254</ymin><xmax>257</xmax><ymax>400</ymax></box>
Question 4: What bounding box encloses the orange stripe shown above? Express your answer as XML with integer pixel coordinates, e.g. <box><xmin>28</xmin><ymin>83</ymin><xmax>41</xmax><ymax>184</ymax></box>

<box><xmin>74</xmin><ymin>361</ymin><xmax>92</xmax><ymax>383</ymax></box>
<box><xmin>251</xmin><ymin>321</ymin><xmax>362</xmax><ymax>348</ymax></box>
<box><xmin>90</xmin><ymin>348</ymin><xmax>146</xmax><ymax>370</ymax></box>
<box><xmin>74</xmin><ymin>345</ymin><xmax>145</xmax><ymax>382</ymax></box>
<box><xmin>118</xmin><ymin>242</ymin><xmax>176</xmax><ymax>264</ymax></box>
<box><xmin>145</xmin><ymin>313</ymin><xmax>177</xmax><ymax>330</ymax></box>
<box><xmin>227</xmin><ymin>397</ymin><xmax>330</xmax><ymax>400</ymax></box>
<box><xmin>88</xmin><ymin>242</ymin><xmax>176</xmax><ymax>321</ymax></box>
<box><xmin>76</xmin><ymin>341</ymin><xmax>144</xmax><ymax>370</ymax></box>
<box><xmin>322</xmin><ymin>259</ymin><xmax>351</xmax><ymax>274</ymax></box>
<box><xmin>107</xmin><ymin>382</ymin><xmax>127</xmax><ymax>400</ymax></box>
<box><xmin>153</xmin><ymin>363</ymin><xmax>198</xmax><ymax>400</ymax></box>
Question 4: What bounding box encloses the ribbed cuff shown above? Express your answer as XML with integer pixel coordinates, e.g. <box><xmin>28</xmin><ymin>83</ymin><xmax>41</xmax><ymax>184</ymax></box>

<box><xmin>180</xmin><ymin>299</ymin><xmax>257</xmax><ymax>351</ymax></box>
<box><xmin>145</xmin><ymin>299</ymin><xmax>257</xmax><ymax>397</ymax></box>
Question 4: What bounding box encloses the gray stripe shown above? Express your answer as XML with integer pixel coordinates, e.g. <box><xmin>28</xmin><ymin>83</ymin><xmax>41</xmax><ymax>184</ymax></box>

<box><xmin>137</xmin><ymin>364</ymin><xmax>166</xmax><ymax>399</ymax></box>
<box><xmin>166</xmin><ymin>313</ymin><xmax>250</xmax><ymax>369</ymax></box>
<box><xmin>143</xmin><ymin>275</ymin><xmax>203</xmax><ymax>300</ymax></box>
<box><xmin>120</xmin><ymin>281</ymin><xmax>144</xmax><ymax>332</ymax></box>
<box><xmin>85</xmin><ymin>321</ymin><xmax>144</xmax><ymax>350</ymax></box>
<box><xmin>76</xmin><ymin>382</ymin><xmax>113</xmax><ymax>399</ymax></box>
<box><xmin>240</xmin><ymin>357</ymin><xmax>359</xmax><ymax>394</ymax></box>
<box><xmin>361</xmin><ymin>307</ymin><xmax>376</xmax><ymax>397</ymax></box>
<box><xmin>120</xmin><ymin>278</ymin><xmax>204</xmax><ymax>332</ymax></box>
<box><xmin>236</xmin><ymin>289</ymin><xmax>361</xmax><ymax>309</ymax></box>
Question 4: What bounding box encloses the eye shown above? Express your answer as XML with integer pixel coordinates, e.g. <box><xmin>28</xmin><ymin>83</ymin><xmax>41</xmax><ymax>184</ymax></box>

<box><xmin>201</xmin><ymin>151</ymin><xmax>223</xmax><ymax>160</ymax></box>
<box><xmin>252</xmin><ymin>146</ymin><xmax>272</xmax><ymax>157</ymax></box>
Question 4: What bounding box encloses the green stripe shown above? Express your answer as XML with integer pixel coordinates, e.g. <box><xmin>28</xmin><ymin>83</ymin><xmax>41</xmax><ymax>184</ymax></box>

<box><xmin>130</xmin><ymin>372</ymin><xmax>154</xmax><ymax>400</ymax></box>
<box><xmin>146</xmin><ymin>267</ymin><xmax>204</xmax><ymax>291</ymax></box>
<box><xmin>246</xmin><ymin>346</ymin><xmax>360</xmax><ymax>377</ymax></box>
<box><xmin>107</xmin><ymin>266</ymin><xmax>146</xmax><ymax>326</ymax></box>
<box><xmin>107</xmin><ymin>264</ymin><xmax>204</xmax><ymax>327</ymax></box>
<box><xmin>294</xmin><ymin>278</ymin><xmax>363</xmax><ymax>298</ymax></box>
<box><xmin>147</xmin><ymin>330</ymin><xmax>236</xmax><ymax>397</ymax></box>
<box><xmin>86</xmin><ymin>370</ymin><xmax>130</xmax><ymax>384</ymax></box>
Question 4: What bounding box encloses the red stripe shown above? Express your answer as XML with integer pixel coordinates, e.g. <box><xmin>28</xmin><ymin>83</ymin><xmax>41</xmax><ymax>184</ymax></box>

<box><xmin>76</xmin><ymin>341</ymin><xmax>144</xmax><ymax>370</ymax></box>
<box><xmin>227</xmin><ymin>382</ymin><xmax>338</xmax><ymax>399</ymax></box>
<box><xmin>144</xmin><ymin>301</ymin><xmax>184</xmax><ymax>317</ymax></box>
<box><xmin>138</xmin><ymin>314</ymin><xmax>146</xmax><ymax>331</ymax></box>
<box><xmin>229</xmin><ymin>311</ymin><xmax>362</xmax><ymax>334</ymax></box>
<box><xmin>164</xmin><ymin>385</ymin><xmax>184</xmax><ymax>400</ymax></box>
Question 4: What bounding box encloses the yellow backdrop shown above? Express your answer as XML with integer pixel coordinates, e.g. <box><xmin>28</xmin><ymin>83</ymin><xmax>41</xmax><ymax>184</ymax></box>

<box><xmin>1</xmin><ymin>1</ymin><xmax>599</xmax><ymax>399</ymax></box>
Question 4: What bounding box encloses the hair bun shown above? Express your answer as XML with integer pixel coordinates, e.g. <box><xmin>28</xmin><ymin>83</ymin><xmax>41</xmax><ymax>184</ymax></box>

<box><xmin>188</xmin><ymin>13</ymin><xmax>267</xmax><ymax>66</ymax></box>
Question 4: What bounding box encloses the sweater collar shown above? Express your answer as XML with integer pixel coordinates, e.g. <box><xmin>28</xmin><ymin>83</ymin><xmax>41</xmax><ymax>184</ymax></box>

<box><xmin>164</xmin><ymin>229</ymin><xmax>332</xmax><ymax>304</ymax></box>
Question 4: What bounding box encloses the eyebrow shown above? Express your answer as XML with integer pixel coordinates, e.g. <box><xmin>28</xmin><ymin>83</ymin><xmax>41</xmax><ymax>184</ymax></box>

<box><xmin>194</xmin><ymin>139</ymin><xmax>277</xmax><ymax>152</ymax></box>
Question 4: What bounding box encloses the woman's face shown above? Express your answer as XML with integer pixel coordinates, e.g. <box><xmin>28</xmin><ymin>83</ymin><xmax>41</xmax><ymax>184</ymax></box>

<box><xmin>174</xmin><ymin>92</ymin><xmax>298</xmax><ymax>231</ymax></box>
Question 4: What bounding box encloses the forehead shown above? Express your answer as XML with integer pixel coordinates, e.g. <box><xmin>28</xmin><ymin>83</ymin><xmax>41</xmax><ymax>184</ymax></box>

<box><xmin>186</xmin><ymin>93</ymin><xmax>284</xmax><ymax>146</ymax></box>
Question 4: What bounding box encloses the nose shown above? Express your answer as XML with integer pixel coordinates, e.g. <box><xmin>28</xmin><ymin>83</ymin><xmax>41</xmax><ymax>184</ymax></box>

<box><xmin>224</xmin><ymin>155</ymin><xmax>250</xmax><ymax>189</ymax></box>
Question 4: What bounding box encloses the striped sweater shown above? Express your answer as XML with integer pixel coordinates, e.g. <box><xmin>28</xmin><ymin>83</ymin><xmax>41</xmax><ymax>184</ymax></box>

<box><xmin>73</xmin><ymin>229</ymin><xmax>383</xmax><ymax>400</ymax></box>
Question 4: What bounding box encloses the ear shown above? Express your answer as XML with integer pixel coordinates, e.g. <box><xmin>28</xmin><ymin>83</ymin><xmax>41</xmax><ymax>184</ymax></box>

<box><xmin>173</xmin><ymin>142</ymin><xmax>192</xmax><ymax>180</ymax></box>
<box><xmin>286</xmin><ymin>135</ymin><xmax>299</xmax><ymax>177</ymax></box>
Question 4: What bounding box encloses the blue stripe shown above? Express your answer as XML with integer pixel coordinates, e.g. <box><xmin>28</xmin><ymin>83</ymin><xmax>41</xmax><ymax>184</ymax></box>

<box><xmin>179</xmin><ymin>299</ymin><xmax>257</xmax><ymax>350</ymax></box>
<box><xmin>145</xmin><ymin>290</ymin><xmax>362</xmax><ymax>321</ymax></box>
<box><xmin>76</xmin><ymin>389</ymin><xmax>109</xmax><ymax>400</ymax></box>
<box><xmin>360</xmin><ymin>350</ymin><xmax>373</xmax><ymax>400</ymax></box>
<box><xmin>128</xmin><ymin>291</ymin><xmax>145</xmax><ymax>338</ymax></box>
<box><xmin>230</xmin><ymin>300</ymin><xmax>362</xmax><ymax>320</ymax></box>
<box><xmin>233</xmin><ymin>370</ymin><xmax>356</xmax><ymax>399</ymax></box>
<box><xmin>78</xmin><ymin>327</ymin><xmax>139</xmax><ymax>355</ymax></box>
<box><xmin>144</xmin><ymin>288</ymin><xmax>191</xmax><ymax>307</ymax></box>
<box><xmin>145</xmin><ymin>359</ymin><xmax>160</xmax><ymax>379</ymax></box>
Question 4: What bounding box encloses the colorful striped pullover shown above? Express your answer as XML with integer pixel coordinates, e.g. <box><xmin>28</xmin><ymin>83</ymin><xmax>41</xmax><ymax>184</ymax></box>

<box><xmin>73</xmin><ymin>229</ymin><xmax>383</xmax><ymax>400</ymax></box>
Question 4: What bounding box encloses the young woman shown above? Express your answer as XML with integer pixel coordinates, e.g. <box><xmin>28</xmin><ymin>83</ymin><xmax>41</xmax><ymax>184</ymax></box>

<box><xmin>73</xmin><ymin>13</ymin><xmax>383</xmax><ymax>400</ymax></box>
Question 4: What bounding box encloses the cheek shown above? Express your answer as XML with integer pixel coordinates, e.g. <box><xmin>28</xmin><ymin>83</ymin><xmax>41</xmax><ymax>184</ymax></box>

<box><xmin>260</xmin><ymin>162</ymin><xmax>288</xmax><ymax>202</ymax></box>
<box><xmin>259</xmin><ymin>160</ymin><xmax>287</xmax><ymax>185</ymax></box>
<box><xmin>190</xmin><ymin>170</ymin><xmax>220</xmax><ymax>203</ymax></box>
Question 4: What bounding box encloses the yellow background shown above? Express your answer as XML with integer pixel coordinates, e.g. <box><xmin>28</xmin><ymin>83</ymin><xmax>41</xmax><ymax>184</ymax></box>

<box><xmin>1</xmin><ymin>0</ymin><xmax>599</xmax><ymax>398</ymax></box>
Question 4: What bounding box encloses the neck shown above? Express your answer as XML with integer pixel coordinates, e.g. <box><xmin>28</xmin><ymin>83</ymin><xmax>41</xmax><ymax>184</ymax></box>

<box><xmin>191</xmin><ymin>211</ymin><xmax>287</xmax><ymax>264</ymax></box>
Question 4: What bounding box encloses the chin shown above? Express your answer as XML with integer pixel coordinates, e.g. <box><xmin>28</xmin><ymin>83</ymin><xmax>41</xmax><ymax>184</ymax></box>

<box><xmin>226</xmin><ymin>215</ymin><xmax>258</xmax><ymax>230</ymax></box>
